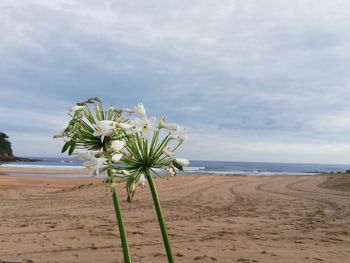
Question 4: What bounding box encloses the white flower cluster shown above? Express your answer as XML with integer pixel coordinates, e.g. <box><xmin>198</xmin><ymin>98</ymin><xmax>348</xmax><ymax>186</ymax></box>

<box><xmin>57</xmin><ymin>99</ymin><xmax>189</xmax><ymax>197</ymax></box>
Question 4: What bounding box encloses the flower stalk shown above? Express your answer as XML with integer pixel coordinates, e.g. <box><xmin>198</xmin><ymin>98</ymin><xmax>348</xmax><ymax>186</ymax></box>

<box><xmin>110</xmin><ymin>181</ymin><xmax>132</xmax><ymax>263</ymax></box>
<box><xmin>145</xmin><ymin>168</ymin><xmax>174</xmax><ymax>263</ymax></box>
<box><xmin>106</xmin><ymin>143</ymin><xmax>132</xmax><ymax>263</ymax></box>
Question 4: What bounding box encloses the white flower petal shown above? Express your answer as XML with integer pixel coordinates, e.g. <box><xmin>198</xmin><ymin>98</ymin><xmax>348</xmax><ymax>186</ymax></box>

<box><xmin>170</xmin><ymin>125</ymin><xmax>188</xmax><ymax>142</ymax></box>
<box><xmin>117</xmin><ymin>123</ymin><xmax>133</xmax><ymax>130</ymax></box>
<box><xmin>158</xmin><ymin>118</ymin><xmax>179</xmax><ymax>131</ymax></box>
<box><xmin>166</xmin><ymin>167</ymin><xmax>176</xmax><ymax>176</ymax></box>
<box><xmin>84</xmin><ymin>156</ymin><xmax>108</xmax><ymax>177</ymax></box>
<box><xmin>133</xmin><ymin>103</ymin><xmax>146</xmax><ymax>116</ymax></box>
<box><xmin>112</xmin><ymin>153</ymin><xmax>123</xmax><ymax>163</ymax></box>
<box><xmin>92</xmin><ymin>120</ymin><xmax>115</xmax><ymax>141</ymax></box>
<box><xmin>163</xmin><ymin>147</ymin><xmax>174</xmax><ymax>157</ymax></box>
<box><xmin>164</xmin><ymin>123</ymin><xmax>179</xmax><ymax>131</ymax></box>
<box><xmin>175</xmin><ymin>158</ymin><xmax>190</xmax><ymax>167</ymax></box>
<box><xmin>134</xmin><ymin>116</ymin><xmax>157</xmax><ymax>136</ymax></box>
<box><xmin>139</xmin><ymin>173</ymin><xmax>146</xmax><ymax>188</ymax></box>
<box><xmin>111</xmin><ymin>140</ymin><xmax>126</xmax><ymax>152</ymax></box>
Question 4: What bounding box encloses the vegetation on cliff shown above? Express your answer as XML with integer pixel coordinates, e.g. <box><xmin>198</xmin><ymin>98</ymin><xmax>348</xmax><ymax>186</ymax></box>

<box><xmin>0</xmin><ymin>132</ymin><xmax>14</xmax><ymax>160</ymax></box>
<box><xmin>0</xmin><ymin>132</ymin><xmax>35</xmax><ymax>162</ymax></box>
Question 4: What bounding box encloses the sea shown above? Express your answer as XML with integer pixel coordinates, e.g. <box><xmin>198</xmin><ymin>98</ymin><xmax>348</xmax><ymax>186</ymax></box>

<box><xmin>1</xmin><ymin>157</ymin><xmax>350</xmax><ymax>177</ymax></box>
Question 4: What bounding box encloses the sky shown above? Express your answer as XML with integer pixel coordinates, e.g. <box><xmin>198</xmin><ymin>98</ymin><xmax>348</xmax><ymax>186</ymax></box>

<box><xmin>1</xmin><ymin>0</ymin><xmax>350</xmax><ymax>164</ymax></box>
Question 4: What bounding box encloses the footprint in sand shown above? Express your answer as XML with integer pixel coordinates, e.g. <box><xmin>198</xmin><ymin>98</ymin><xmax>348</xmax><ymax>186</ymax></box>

<box><xmin>193</xmin><ymin>255</ymin><xmax>217</xmax><ymax>261</ymax></box>
<box><xmin>152</xmin><ymin>252</ymin><xmax>165</xmax><ymax>257</ymax></box>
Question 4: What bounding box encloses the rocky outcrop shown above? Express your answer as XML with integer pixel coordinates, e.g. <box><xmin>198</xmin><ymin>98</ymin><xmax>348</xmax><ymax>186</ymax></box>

<box><xmin>0</xmin><ymin>132</ymin><xmax>36</xmax><ymax>162</ymax></box>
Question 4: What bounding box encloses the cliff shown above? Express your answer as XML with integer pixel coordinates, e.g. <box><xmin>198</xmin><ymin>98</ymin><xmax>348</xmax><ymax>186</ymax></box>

<box><xmin>0</xmin><ymin>132</ymin><xmax>35</xmax><ymax>162</ymax></box>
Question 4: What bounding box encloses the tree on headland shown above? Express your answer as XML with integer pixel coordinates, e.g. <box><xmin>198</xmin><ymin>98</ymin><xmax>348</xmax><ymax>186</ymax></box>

<box><xmin>0</xmin><ymin>132</ymin><xmax>35</xmax><ymax>162</ymax></box>
<box><xmin>0</xmin><ymin>132</ymin><xmax>14</xmax><ymax>159</ymax></box>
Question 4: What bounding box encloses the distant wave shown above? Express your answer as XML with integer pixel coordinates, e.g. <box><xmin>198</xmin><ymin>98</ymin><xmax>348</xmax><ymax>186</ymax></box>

<box><xmin>198</xmin><ymin>170</ymin><xmax>320</xmax><ymax>176</ymax></box>
<box><xmin>183</xmin><ymin>166</ymin><xmax>206</xmax><ymax>171</ymax></box>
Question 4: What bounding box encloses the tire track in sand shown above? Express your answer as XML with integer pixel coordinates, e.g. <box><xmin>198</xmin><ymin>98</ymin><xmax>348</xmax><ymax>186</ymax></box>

<box><xmin>254</xmin><ymin>177</ymin><xmax>341</xmax><ymax>220</ymax></box>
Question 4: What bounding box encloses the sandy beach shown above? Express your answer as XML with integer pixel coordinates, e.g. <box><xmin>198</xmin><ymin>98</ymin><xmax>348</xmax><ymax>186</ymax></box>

<box><xmin>0</xmin><ymin>168</ymin><xmax>349</xmax><ymax>263</ymax></box>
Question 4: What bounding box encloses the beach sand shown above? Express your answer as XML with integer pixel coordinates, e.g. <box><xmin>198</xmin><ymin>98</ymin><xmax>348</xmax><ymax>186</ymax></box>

<box><xmin>0</xmin><ymin>168</ymin><xmax>349</xmax><ymax>263</ymax></box>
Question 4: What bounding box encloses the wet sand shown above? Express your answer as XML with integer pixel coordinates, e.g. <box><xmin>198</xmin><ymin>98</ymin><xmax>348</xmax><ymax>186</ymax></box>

<box><xmin>0</xmin><ymin>169</ymin><xmax>349</xmax><ymax>262</ymax></box>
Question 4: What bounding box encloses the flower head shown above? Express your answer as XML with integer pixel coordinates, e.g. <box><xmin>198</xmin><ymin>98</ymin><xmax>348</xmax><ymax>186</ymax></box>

<box><xmin>133</xmin><ymin>103</ymin><xmax>146</xmax><ymax>116</ymax></box>
<box><xmin>76</xmin><ymin>151</ymin><xmax>108</xmax><ymax>177</ymax></box>
<box><xmin>92</xmin><ymin>120</ymin><xmax>115</xmax><ymax>142</ymax></box>
<box><xmin>87</xmin><ymin>157</ymin><xmax>108</xmax><ymax>176</ymax></box>
<box><xmin>56</xmin><ymin>97</ymin><xmax>189</xmax><ymax>202</ymax></box>
<box><xmin>134</xmin><ymin>116</ymin><xmax>157</xmax><ymax>137</ymax></box>
<box><xmin>158</xmin><ymin>117</ymin><xmax>179</xmax><ymax>131</ymax></box>
<box><xmin>170</xmin><ymin>125</ymin><xmax>187</xmax><ymax>142</ymax></box>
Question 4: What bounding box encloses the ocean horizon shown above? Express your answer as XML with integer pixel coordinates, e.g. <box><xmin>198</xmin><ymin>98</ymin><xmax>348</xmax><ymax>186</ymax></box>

<box><xmin>1</xmin><ymin>157</ymin><xmax>350</xmax><ymax>176</ymax></box>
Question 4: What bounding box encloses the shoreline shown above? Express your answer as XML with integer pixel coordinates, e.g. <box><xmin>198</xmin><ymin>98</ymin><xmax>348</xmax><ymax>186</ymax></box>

<box><xmin>0</xmin><ymin>166</ymin><xmax>329</xmax><ymax>178</ymax></box>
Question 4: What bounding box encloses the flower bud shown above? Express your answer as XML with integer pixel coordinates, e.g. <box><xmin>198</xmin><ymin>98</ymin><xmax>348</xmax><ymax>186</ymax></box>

<box><xmin>166</xmin><ymin>167</ymin><xmax>176</xmax><ymax>176</ymax></box>
<box><xmin>133</xmin><ymin>103</ymin><xmax>146</xmax><ymax>116</ymax></box>
<box><xmin>70</xmin><ymin>105</ymin><xmax>84</xmax><ymax>112</ymax></box>
<box><xmin>116</xmin><ymin>123</ymin><xmax>133</xmax><ymax>130</ymax></box>
<box><xmin>139</xmin><ymin>173</ymin><xmax>146</xmax><ymax>188</ymax></box>
<box><xmin>112</xmin><ymin>153</ymin><xmax>123</xmax><ymax>163</ymax></box>
<box><xmin>175</xmin><ymin>158</ymin><xmax>190</xmax><ymax>167</ymax></box>
<box><xmin>111</xmin><ymin>140</ymin><xmax>126</xmax><ymax>152</ymax></box>
<box><xmin>120</xmin><ymin>170</ymin><xmax>131</xmax><ymax>176</ymax></box>
<box><xmin>162</xmin><ymin>147</ymin><xmax>174</xmax><ymax>157</ymax></box>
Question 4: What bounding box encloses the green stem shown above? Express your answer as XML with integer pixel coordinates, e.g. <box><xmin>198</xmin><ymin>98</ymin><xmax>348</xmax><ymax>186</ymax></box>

<box><xmin>145</xmin><ymin>169</ymin><xmax>175</xmax><ymax>263</ymax></box>
<box><xmin>106</xmin><ymin>161</ymin><xmax>131</xmax><ymax>263</ymax></box>
<box><xmin>111</xmin><ymin>184</ymin><xmax>132</xmax><ymax>263</ymax></box>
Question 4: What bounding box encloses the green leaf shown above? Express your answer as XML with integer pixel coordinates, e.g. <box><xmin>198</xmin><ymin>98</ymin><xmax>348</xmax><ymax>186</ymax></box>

<box><xmin>61</xmin><ymin>141</ymin><xmax>71</xmax><ymax>153</ymax></box>
<box><xmin>68</xmin><ymin>141</ymin><xmax>76</xmax><ymax>155</ymax></box>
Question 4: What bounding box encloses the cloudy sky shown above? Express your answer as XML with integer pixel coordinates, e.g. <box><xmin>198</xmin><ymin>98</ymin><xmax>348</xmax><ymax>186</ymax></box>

<box><xmin>1</xmin><ymin>0</ymin><xmax>350</xmax><ymax>164</ymax></box>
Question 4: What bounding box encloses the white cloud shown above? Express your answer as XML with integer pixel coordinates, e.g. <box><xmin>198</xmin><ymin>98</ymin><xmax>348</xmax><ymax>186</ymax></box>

<box><xmin>1</xmin><ymin>0</ymin><xmax>350</xmax><ymax>163</ymax></box>
<box><xmin>310</xmin><ymin>112</ymin><xmax>350</xmax><ymax>132</ymax></box>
